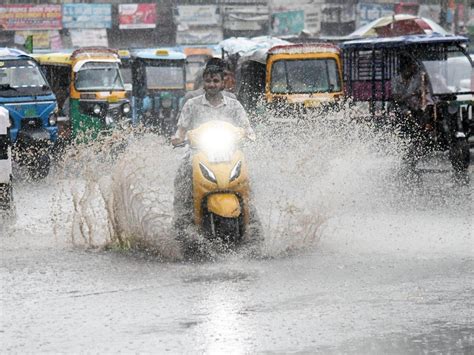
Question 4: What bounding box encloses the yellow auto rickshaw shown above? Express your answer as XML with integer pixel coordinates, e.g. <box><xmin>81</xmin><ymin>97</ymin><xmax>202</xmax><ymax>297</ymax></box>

<box><xmin>235</xmin><ymin>42</ymin><xmax>344</xmax><ymax>120</ymax></box>
<box><xmin>34</xmin><ymin>47</ymin><xmax>131</xmax><ymax>140</ymax></box>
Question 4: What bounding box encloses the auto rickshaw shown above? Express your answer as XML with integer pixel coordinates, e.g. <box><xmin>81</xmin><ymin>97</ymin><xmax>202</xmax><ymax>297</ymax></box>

<box><xmin>118</xmin><ymin>49</ymin><xmax>133</xmax><ymax>95</ymax></box>
<box><xmin>235</xmin><ymin>42</ymin><xmax>344</xmax><ymax>120</ymax></box>
<box><xmin>34</xmin><ymin>47</ymin><xmax>131</xmax><ymax>141</ymax></box>
<box><xmin>341</xmin><ymin>34</ymin><xmax>472</xmax><ymax>175</ymax></box>
<box><xmin>0</xmin><ymin>47</ymin><xmax>58</xmax><ymax>179</ymax></box>
<box><xmin>128</xmin><ymin>49</ymin><xmax>186</xmax><ymax>135</ymax></box>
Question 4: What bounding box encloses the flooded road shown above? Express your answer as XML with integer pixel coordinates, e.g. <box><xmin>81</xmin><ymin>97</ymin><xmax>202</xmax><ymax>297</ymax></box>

<box><xmin>1</xmin><ymin>126</ymin><xmax>473</xmax><ymax>353</ymax></box>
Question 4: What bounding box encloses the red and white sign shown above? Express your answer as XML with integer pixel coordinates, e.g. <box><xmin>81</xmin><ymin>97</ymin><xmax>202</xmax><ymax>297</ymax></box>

<box><xmin>119</xmin><ymin>4</ymin><xmax>156</xmax><ymax>29</ymax></box>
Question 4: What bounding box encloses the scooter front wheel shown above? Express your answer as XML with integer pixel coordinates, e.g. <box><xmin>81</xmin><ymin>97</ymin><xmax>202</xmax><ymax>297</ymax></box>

<box><xmin>206</xmin><ymin>212</ymin><xmax>243</xmax><ymax>244</ymax></box>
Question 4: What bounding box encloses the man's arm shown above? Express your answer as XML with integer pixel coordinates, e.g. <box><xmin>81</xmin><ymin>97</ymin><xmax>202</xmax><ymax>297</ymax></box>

<box><xmin>171</xmin><ymin>100</ymin><xmax>193</xmax><ymax>146</ymax></box>
<box><xmin>171</xmin><ymin>126</ymin><xmax>187</xmax><ymax>146</ymax></box>
<box><xmin>233</xmin><ymin>100</ymin><xmax>256</xmax><ymax>141</ymax></box>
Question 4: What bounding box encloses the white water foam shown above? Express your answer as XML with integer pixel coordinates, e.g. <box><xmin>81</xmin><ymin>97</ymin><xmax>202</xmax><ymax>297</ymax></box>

<box><xmin>52</xmin><ymin>106</ymin><xmax>423</xmax><ymax>260</ymax></box>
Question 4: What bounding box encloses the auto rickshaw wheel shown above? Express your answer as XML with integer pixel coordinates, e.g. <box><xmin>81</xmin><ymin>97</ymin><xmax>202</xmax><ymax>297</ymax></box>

<box><xmin>449</xmin><ymin>138</ymin><xmax>470</xmax><ymax>173</ymax></box>
<box><xmin>0</xmin><ymin>182</ymin><xmax>13</xmax><ymax>211</ymax></box>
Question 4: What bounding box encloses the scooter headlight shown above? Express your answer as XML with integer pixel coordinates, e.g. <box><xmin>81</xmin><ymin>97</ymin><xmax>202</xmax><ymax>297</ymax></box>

<box><xmin>122</xmin><ymin>103</ymin><xmax>131</xmax><ymax>114</ymax></box>
<box><xmin>200</xmin><ymin>127</ymin><xmax>235</xmax><ymax>152</ymax></box>
<box><xmin>229</xmin><ymin>160</ymin><xmax>242</xmax><ymax>182</ymax></box>
<box><xmin>93</xmin><ymin>104</ymin><xmax>101</xmax><ymax>115</ymax></box>
<box><xmin>199</xmin><ymin>162</ymin><xmax>217</xmax><ymax>184</ymax></box>
<box><xmin>199</xmin><ymin>126</ymin><xmax>236</xmax><ymax>163</ymax></box>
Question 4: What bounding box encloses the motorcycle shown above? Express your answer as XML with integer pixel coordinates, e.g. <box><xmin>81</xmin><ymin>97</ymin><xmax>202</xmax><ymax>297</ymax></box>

<box><xmin>178</xmin><ymin>120</ymin><xmax>260</xmax><ymax>253</ymax></box>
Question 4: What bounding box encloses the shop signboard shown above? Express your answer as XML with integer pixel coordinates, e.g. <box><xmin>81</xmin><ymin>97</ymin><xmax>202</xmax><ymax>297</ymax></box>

<box><xmin>356</xmin><ymin>3</ymin><xmax>394</xmax><ymax>27</ymax></box>
<box><xmin>70</xmin><ymin>29</ymin><xmax>108</xmax><ymax>48</ymax></box>
<box><xmin>223</xmin><ymin>6</ymin><xmax>268</xmax><ymax>31</ymax></box>
<box><xmin>0</xmin><ymin>5</ymin><xmax>62</xmax><ymax>31</ymax></box>
<box><xmin>175</xmin><ymin>5</ymin><xmax>220</xmax><ymax>26</ymax></box>
<box><xmin>304</xmin><ymin>5</ymin><xmax>322</xmax><ymax>35</ymax></box>
<box><xmin>119</xmin><ymin>4</ymin><xmax>157</xmax><ymax>30</ymax></box>
<box><xmin>272</xmin><ymin>10</ymin><xmax>305</xmax><ymax>36</ymax></box>
<box><xmin>63</xmin><ymin>4</ymin><xmax>112</xmax><ymax>29</ymax></box>
<box><xmin>176</xmin><ymin>28</ymin><xmax>223</xmax><ymax>45</ymax></box>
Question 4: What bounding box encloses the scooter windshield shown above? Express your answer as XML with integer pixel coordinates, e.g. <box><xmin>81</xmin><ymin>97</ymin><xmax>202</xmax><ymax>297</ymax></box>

<box><xmin>75</xmin><ymin>62</ymin><xmax>125</xmax><ymax>91</ymax></box>
<box><xmin>0</xmin><ymin>60</ymin><xmax>50</xmax><ymax>97</ymax></box>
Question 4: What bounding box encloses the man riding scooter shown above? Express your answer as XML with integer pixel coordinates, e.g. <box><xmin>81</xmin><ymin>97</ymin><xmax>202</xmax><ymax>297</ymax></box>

<box><xmin>171</xmin><ymin>63</ymin><xmax>256</xmax><ymax>251</ymax></box>
<box><xmin>180</xmin><ymin>58</ymin><xmax>237</xmax><ymax>108</ymax></box>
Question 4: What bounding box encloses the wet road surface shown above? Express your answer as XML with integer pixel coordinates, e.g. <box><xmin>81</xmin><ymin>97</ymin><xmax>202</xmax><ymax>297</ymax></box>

<box><xmin>1</xmin><ymin>141</ymin><xmax>473</xmax><ymax>353</ymax></box>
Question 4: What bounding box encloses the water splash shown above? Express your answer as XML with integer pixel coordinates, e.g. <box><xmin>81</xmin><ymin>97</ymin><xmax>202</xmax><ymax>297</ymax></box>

<box><xmin>52</xmin><ymin>104</ymin><xmax>411</xmax><ymax>260</ymax></box>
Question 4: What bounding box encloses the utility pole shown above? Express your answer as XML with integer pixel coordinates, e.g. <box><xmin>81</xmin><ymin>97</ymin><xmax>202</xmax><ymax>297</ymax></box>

<box><xmin>268</xmin><ymin>0</ymin><xmax>273</xmax><ymax>36</ymax></box>
<box><xmin>439</xmin><ymin>0</ymin><xmax>448</xmax><ymax>29</ymax></box>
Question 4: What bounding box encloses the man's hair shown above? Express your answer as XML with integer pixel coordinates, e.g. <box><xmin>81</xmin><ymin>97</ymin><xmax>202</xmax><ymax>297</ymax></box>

<box><xmin>205</xmin><ymin>58</ymin><xmax>225</xmax><ymax>70</ymax></box>
<box><xmin>203</xmin><ymin>65</ymin><xmax>224</xmax><ymax>79</ymax></box>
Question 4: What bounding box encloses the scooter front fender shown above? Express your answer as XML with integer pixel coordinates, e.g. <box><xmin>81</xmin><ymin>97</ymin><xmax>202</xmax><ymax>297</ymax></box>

<box><xmin>207</xmin><ymin>193</ymin><xmax>241</xmax><ymax>218</ymax></box>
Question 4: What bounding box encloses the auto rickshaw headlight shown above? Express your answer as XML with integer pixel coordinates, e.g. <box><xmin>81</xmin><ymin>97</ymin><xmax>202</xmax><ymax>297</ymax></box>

<box><xmin>161</xmin><ymin>97</ymin><xmax>172</xmax><ymax>109</ymax></box>
<box><xmin>122</xmin><ymin>103</ymin><xmax>131</xmax><ymax>114</ymax></box>
<box><xmin>93</xmin><ymin>104</ymin><xmax>101</xmax><ymax>115</ymax></box>
<box><xmin>48</xmin><ymin>113</ymin><xmax>57</xmax><ymax>126</ymax></box>
<box><xmin>448</xmin><ymin>102</ymin><xmax>459</xmax><ymax>115</ymax></box>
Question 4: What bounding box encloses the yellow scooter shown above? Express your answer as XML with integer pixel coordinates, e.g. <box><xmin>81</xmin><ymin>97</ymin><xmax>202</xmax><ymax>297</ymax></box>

<box><xmin>186</xmin><ymin>121</ymin><xmax>253</xmax><ymax>245</ymax></box>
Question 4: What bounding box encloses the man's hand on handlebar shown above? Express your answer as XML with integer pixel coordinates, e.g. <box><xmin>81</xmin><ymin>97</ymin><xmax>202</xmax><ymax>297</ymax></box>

<box><xmin>171</xmin><ymin>136</ymin><xmax>184</xmax><ymax>146</ymax></box>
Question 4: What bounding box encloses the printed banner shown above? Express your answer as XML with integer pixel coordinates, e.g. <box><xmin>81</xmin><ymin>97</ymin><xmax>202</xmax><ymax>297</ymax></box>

<box><xmin>63</xmin><ymin>4</ymin><xmax>112</xmax><ymax>29</ymax></box>
<box><xmin>356</xmin><ymin>3</ymin><xmax>394</xmax><ymax>27</ymax></box>
<box><xmin>49</xmin><ymin>30</ymin><xmax>63</xmax><ymax>50</ymax></box>
<box><xmin>119</xmin><ymin>4</ymin><xmax>157</xmax><ymax>29</ymax></box>
<box><xmin>394</xmin><ymin>3</ymin><xmax>419</xmax><ymax>15</ymax></box>
<box><xmin>70</xmin><ymin>29</ymin><xmax>108</xmax><ymax>48</ymax></box>
<box><xmin>0</xmin><ymin>5</ymin><xmax>62</xmax><ymax>31</ymax></box>
<box><xmin>176</xmin><ymin>28</ymin><xmax>223</xmax><ymax>45</ymax></box>
<box><xmin>322</xmin><ymin>4</ymin><xmax>356</xmax><ymax>23</ymax></box>
<box><xmin>468</xmin><ymin>5</ymin><xmax>474</xmax><ymax>35</ymax></box>
<box><xmin>223</xmin><ymin>6</ymin><xmax>268</xmax><ymax>31</ymax></box>
<box><xmin>176</xmin><ymin>6</ymin><xmax>220</xmax><ymax>26</ymax></box>
<box><xmin>304</xmin><ymin>5</ymin><xmax>322</xmax><ymax>35</ymax></box>
<box><xmin>272</xmin><ymin>10</ymin><xmax>305</xmax><ymax>36</ymax></box>
<box><xmin>14</xmin><ymin>31</ymin><xmax>50</xmax><ymax>49</ymax></box>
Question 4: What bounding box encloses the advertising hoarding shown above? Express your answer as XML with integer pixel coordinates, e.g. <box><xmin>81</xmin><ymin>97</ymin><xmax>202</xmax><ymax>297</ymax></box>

<box><xmin>272</xmin><ymin>10</ymin><xmax>305</xmax><ymax>36</ymax></box>
<box><xmin>175</xmin><ymin>6</ymin><xmax>220</xmax><ymax>26</ymax></box>
<box><xmin>70</xmin><ymin>29</ymin><xmax>108</xmax><ymax>48</ymax></box>
<box><xmin>0</xmin><ymin>5</ymin><xmax>62</xmax><ymax>31</ymax></box>
<box><xmin>356</xmin><ymin>3</ymin><xmax>394</xmax><ymax>27</ymax></box>
<box><xmin>119</xmin><ymin>4</ymin><xmax>157</xmax><ymax>30</ymax></box>
<box><xmin>63</xmin><ymin>4</ymin><xmax>112</xmax><ymax>29</ymax></box>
